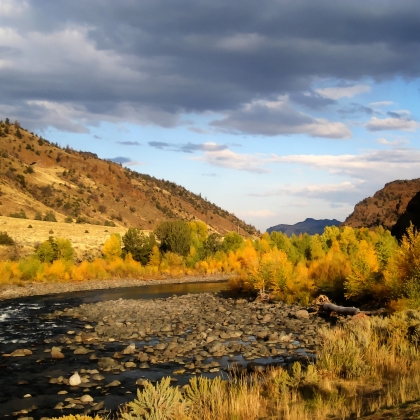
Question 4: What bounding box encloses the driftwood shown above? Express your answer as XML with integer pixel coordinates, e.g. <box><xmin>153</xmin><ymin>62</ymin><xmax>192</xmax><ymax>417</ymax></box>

<box><xmin>320</xmin><ymin>302</ymin><xmax>360</xmax><ymax>316</ymax></box>
<box><xmin>315</xmin><ymin>295</ymin><xmax>360</xmax><ymax>316</ymax></box>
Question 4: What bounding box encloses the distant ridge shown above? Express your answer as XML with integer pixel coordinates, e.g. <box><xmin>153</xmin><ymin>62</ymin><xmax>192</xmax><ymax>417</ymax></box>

<box><xmin>266</xmin><ymin>218</ymin><xmax>341</xmax><ymax>236</ymax></box>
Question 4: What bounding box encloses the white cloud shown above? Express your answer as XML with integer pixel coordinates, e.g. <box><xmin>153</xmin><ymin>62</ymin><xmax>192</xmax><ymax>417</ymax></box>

<box><xmin>366</xmin><ymin>116</ymin><xmax>418</xmax><ymax>131</ymax></box>
<box><xmin>377</xmin><ymin>137</ymin><xmax>409</xmax><ymax>146</ymax></box>
<box><xmin>0</xmin><ymin>0</ymin><xmax>28</xmax><ymax>16</ymax></box>
<box><xmin>251</xmin><ymin>181</ymin><xmax>363</xmax><ymax>204</ymax></box>
<box><xmin>370</xmin><ymin>101</ymin><xmax>395</xmax><ymax>107</ymax></box>
<box><xmin>269</xmin><ymin>148</ymin><xmax>420</xmax><ymax>191</ymax></box>
<box><xmin>316</xmin><ymin>84</ymin><xmax>371</xmax><ymax>100</ymax></box>
<box><xmin>192</xmin><ymin>148</ymin><xmax>269</xmax><ymax>173</ymax></box>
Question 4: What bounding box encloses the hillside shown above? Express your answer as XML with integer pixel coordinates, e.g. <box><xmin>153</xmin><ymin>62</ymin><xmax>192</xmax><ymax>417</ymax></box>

<box><xmin>342</xmin><ymin>179</ymin><xmax>420</xmax><ymax>230</ymax></box>
<box><xmin>266</xmin><ymin>218</ymin><xmax>341</xmax><ymax>236</ymax></box>
<box><xmin>391</xmin><ymin>191</ymin><xmax>420</xmax><ymax>240</ymax></box>
<box><xmin>0</xmin><ymin>120</ymin><xmax>257</xmax><ymax>238</ymax></box>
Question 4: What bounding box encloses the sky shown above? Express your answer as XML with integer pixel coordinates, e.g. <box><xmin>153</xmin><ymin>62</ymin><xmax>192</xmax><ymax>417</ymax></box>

<box><xmin>0</xmin><ymin>0</ymin><xmax>419</xmax><ymax>231</ymax></box>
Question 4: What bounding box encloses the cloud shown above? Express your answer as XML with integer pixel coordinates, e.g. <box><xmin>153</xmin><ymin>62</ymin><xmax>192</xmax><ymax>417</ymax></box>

<box><xmin>239</xmin><ymin>210</ymin><xmax>276</xmax><ymax>218</ymax></box>
<box><xmin>117</xmin><ymin>141</ymin><xmax>141</xmax><ymax>146</ymax></box>
<box><xmin>202</xmin><ymin>172</ymin><xmax>220</xmax><ymax>177</ymax></box>
<box><xmin>289</xmin><ymin>91</ymin><xmax>336</xmax><ymax>110</ymax></box>
<box><xmin>211</xmin><ymin>99</ymin><xmax>352</xmax><ymax>138</ymax></box>
<box><xmin>377</xmin><ymin>137</ymin><xmax>409</xmax><ymax>146</ymax></box>
<box><xmin>148</xmin><ymin>141</ymin><xmax>228</xmax><ymax>153</ymax></box>
<box><xmin>193</xmin><ymin>148</ymin><xmax>269</xmax><ymax>173</ymax></box>
<box><xmin>316</xmin><ymin>84</ymin><xmax>371</xmax><ymax>100</ymax></box>
<box><xmin>370</xmin><ymin>101</ymin><xmax>395</xmax><ymax>107</ymax></box>
<box><xmin>366</xmin><ymin>116</ymin><xmax>418</xmax><ymax>131</ymax></box>
<box><xmin>93</xmin><ymin>135</ymin><xmax>101</xmax><ymax>139</ymax></box>
<box><xmin>269</xmin><ymin>148</ymin><xmax>420</xmax><ymax>191</ymax></box>
<box><xmin>338</xmin><ymin>103</ymin><xmax>374</xmax><ymax>117</ymax></box>
<box><xmin>188</xmin><ymin>127</ymin><xmax>210</xmax><ymax>134</ymax></box>
<box><xmin>250</xmin><ymin>181</ymin><xmax>363</xmax><ymax>204</ymax></box>
<box><xmin>108</xmin><ymin>156</ymin><xmax>143</xmax><ymax>166</ymax></box>
<box><xmin>1</xmin><ymin>1</ymin><xmax>420</xmax><ymax>131</ymax></box>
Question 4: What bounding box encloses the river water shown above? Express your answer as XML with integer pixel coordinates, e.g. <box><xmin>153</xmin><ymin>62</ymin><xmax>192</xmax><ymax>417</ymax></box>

<box><xmin>0</xmin><ymin>281</ymin><xmax>228</xmax><ymax>346</ymax></box>
<box><xmin>0</xmin><ymin>281</ymin><xmax>229</xmax><ymax>418</ymax></box>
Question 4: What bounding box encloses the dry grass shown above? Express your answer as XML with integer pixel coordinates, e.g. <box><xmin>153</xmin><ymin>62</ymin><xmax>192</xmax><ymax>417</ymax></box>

<box><xmin>0</xmin><ymin>215</ymin><xmax>130</xmax><ymax>261</ymax></box>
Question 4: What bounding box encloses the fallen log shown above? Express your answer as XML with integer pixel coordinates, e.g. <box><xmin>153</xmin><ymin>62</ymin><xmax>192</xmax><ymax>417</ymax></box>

<box><xmin>319</xmin><ymin>302</ymin><xmax>360</xmax><ymax>316</ymax></box>
<box><xmin>315</xmin><ymin>294</ymin><xmax>360</xmax><ymax>316</ymax></box>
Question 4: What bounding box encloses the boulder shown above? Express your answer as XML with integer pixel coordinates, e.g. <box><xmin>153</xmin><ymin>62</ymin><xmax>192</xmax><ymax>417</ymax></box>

<box><xmin>69</xmin><ymin>372</ymin><xmax>81</xmax><ymax>386</ymax></box>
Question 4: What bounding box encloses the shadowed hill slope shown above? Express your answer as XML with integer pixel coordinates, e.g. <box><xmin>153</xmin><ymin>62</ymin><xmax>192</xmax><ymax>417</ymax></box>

<box><xmin>391</xmin><ymin>191</ymin><xmax>420</xmax><ymax>241</ymax></box>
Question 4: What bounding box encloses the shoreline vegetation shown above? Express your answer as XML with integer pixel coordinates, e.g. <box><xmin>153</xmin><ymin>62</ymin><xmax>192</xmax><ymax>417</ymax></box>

<box><xmin>2</xmin><ymin>218</ymin><xmax>420</xmax><ymax>418</ymax></box>
<box><xmin>1</xmin><ymin>219</ymin><xmax>420</xmax><ymax>311</ymax></box>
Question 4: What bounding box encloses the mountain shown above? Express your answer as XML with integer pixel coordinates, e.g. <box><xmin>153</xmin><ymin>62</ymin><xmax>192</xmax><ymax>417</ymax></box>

<box><xmin>266</xmin><ymin>218</ymin><xmax>342</xmax><ymax>236</ymax></box>
<box><xmin>0</xmin><ymin>121</ymin><xmax>257</xmax><ymax>236</ymax></box>
<box><xmin>391</xmin><ymin>191</ymin><xmax>420</xmax><ymax>241</ymax></box>
<box><xmin>342</xmin><ymin>179</ymin><xmax>420</xmax><ymax>230</ymax></box>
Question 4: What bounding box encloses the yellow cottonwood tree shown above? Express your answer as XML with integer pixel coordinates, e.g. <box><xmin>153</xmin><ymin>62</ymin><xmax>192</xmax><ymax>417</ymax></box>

<box><xmin>102</xmin><ymin>234</ymin><xmax>122</xmax><ymax>260</ymax></box>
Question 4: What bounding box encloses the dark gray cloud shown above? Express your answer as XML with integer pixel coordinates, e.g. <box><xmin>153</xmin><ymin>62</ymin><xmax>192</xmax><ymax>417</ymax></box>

<box><xmin>338</xmin><ymin>103</ymin><xmax>375</xmax><ymax>117</ymax></box>
<box><xmin>210</xmin><ymin>100</ymin><xmax>351</xmax><ymax>138</ymax></box>
<box><xmin>109</xmin><ymin>156</ymin><xmax>131</xmax><ymax>164</ymax></box>
<box><xmin>289</xmin><ymin>91</ymin><xmax>336</xmax><ymax>110</ymax></box>
<box><xmin>1</xmin><ymin>0</ymin><xmax>420</xmax><ymax>132</ymax></box>
<box><xmin>117</xmin><ymin>141</ymin><xmax>141</xmax><ymax>146</ymax></box>
<box><xmin>148</xmin><ymin>141</ymin><xmax>228</xmax><ymax>153</ymax></box>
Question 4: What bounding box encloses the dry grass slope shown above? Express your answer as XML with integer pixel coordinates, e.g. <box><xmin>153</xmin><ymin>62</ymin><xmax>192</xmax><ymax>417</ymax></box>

<box><xmin>0</xmin><ymin>120</ymin><xmax>257</xmax><ymax>237</ymax></box>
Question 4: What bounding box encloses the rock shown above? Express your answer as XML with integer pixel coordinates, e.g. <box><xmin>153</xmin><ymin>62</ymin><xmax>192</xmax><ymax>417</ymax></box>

<box><xmin>105</xmin><ymin>380</ymin><xmax>121</xmax><ymax>387</ymax></box>
<box><xmin>295</xmin><ymin>310</ymin><xmax>309</xmax><ymax>319</ymax></box>
<box><xmin>92</xmin><ymin>374</ymin><xmax>105</xmax><ymax>381</ymax></box>
<box><xmin>51</xmin><ymin>347</ymin><xmax>64</xmax><ymax>359</ymax></box>
<box><xmin>139</xmin><ymin>362</ymin><xmax>149</xmax><ymax>368</ymax></box>
<box><xmin>11</xmin><ymin>349</ymin><xmax>32</xmax><ymax>357</ymax></box>
<box><xmin>74</xmin><ymin>347</ymin><xmax>89</xmax><ymax>355</ymax></box>
<box><xmin>91</xmin><ymin>401</ymin><xmax>104</xmax><ymax>411</ymax></box>
<box><xmin>125</xmin><ymin>361</ymin><xmax>137</xmax><ymax>368</ymax></box>
<box><xmin>23</xmin><ymin>394</ymin><xmax>32</xmax><ymax>398</ymax></box>
<box><xmin>136</xmin><ymin>378</ymin><xmax>148</xmax><ymax>386</ymax></box>
<box><xmin>69</xmin><ymin>372</ymin><xmax>81</xmax><ymax>386</ymax></box>
<box><xmin>122</xmin><ymin>343</ymin><xmax>136</xmax><ymax>355</ymax></box>
<box><xmin>247</xmin><ymin>362</ymin><xmax>266</xmax><ymax>373</ymax></box>
<box><xmin>80</xmin><ymin>394</ymin><xmax>94</xmax><ymax>403</ymax></box>
<box><xmin>98</xmin><ymin>357</ymin><xmax>118</xmax><ymax>369</ymax></box>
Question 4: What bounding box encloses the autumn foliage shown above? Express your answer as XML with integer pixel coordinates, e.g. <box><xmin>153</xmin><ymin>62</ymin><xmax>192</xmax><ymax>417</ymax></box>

<box><xmin>2</xmin><ymin>219</ymin><xmax>420</xmax><ymax>308</ymax></box>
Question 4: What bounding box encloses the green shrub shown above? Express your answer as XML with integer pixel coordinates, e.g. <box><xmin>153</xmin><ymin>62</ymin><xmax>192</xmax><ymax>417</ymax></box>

<box><xmin>9</xmin><ymin>209</ymin><xmax>27</xmax><ymax>219</ymax></box>
<box><xmin>0</xmin><ymin>231</ymin><xmax>14</xmax><ymax>245</ymax></box>
<box><xmin>43</xmin><ymin>211</ymin><xmax>57</xmax><ymax>222</ymax></box>
<box><xmin>64</xmin><ymin>216</ymin><xmax>73</xmax><ymax>223</ymax></box>
<box><xmin>122</xmin><ymin>228</ymin><xmax>157</xmax><ymax>265</ymax></box>
<box><xmin>35</xmin><ymin>237</ymin><xmax>74</xmax><ymax>263</ymax></box>
<box><xmin>104</xmin><ymin>220</ymin><xmax>116</xmax><ymax>227</ymax></box>
<box><xmin>34</xmin><ymin>211</ymin><xmax>42</xmax><ymax>220</ymax></box>
<box><xmin>155</xmin><ymin>220</ymin><xmax>192</xmax><ymax>256</ymax></box>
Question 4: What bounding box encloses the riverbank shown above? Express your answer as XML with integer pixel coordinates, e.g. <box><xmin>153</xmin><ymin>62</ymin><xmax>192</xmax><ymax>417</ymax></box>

<box><xmin>0</xmin><ymin>289</ymin><xmax>320</xmax><ymax>418</ymax></box>
<box><xmin>0</xmin><ymin>274</ymin><xmax>232</xmax><ymax>301</ymax></box>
